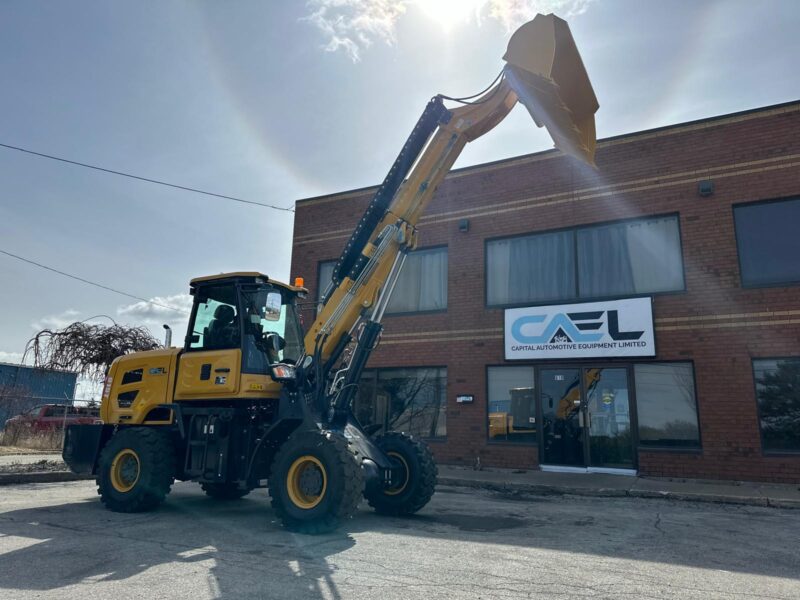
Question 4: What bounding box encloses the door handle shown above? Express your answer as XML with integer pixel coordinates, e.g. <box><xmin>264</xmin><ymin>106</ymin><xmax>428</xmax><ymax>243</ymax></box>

<box><xmin>214</xmin><ymin>368</ymin><xmax>230</xmax><ymax>373</ymax></box>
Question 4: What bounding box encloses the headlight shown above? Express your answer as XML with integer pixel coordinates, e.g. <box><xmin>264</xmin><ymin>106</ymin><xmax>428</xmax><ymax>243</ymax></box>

<box><xmin>271</xmin><ymin>364</ymin><xmax>296</xmax><ymax>381</ymax></box>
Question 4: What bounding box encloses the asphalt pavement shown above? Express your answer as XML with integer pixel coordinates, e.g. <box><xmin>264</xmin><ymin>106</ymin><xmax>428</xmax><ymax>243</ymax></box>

<box><xmin>0</xmin><ymin>480</ymin><xmax>798</xmax><ymax>599</ymax></box>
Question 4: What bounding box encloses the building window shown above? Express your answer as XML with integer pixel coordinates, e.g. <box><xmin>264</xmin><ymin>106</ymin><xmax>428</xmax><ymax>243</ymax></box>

<box><xmin>487</xmin><ymin>366</ymin><xmax>536</xmax><ymax>443</ymax></box>
<box><xmin>634</xmin><ymin>363</ymin><xmax>700</xmax><ymax>448</ymax></box>
<box><xmin>486</xmin><ymin>215</ymin><xmax>684</xmax><ymax>306</ymax></box>
<box><xmin>734</xmin><ymin>197</ymin><xmax>800</xmax><ymax>287</ymax></box>
<box><xmin>386</xmin><ymin>247</ymin><xmax>448</xmax><ymax>314</ymax></box>
<box><xmin>354</xmin><ymin>367</ymin><xmax>446</xmax><ymax>439</ymax></box>
<box><xmin>577</xmin><ymin>216</ymin><xmax>684</xmax><ymax>297</ymax></box>
<box><xmin>317</xmin><ymin>260</ymin><xmax>336</xmax><ymax>302</ymax></box>
<box><xmin>486</xmin><ymin>231</ymin><xmax>575</xmax><ymax>305</ymax></box>
<box><xmin>753</xmin><ymin>358</ymin><xmax>800</xmax><ymax>453</ymax></box>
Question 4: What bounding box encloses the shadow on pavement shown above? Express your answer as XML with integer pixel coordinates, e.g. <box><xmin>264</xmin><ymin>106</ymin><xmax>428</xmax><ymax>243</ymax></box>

<box><xmin>0</xmin><ymin>486</ymin><xmax>354</xmax><ymax>599</ymax></box>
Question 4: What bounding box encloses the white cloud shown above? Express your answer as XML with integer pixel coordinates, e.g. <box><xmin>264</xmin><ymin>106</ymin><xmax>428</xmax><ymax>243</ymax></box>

<box><xmin>304</xmin><ymin>0</ymin><xmax>596</xmax><ymax>62</ymax></box>
<box><xmin>31</xmin><ymin>309</ymin><xmax>81</xmax><ymax>331</ymax></box>
<box><xmin>0</xmin><ymin>351</ymin><xmax>24</xmax><ymax>365</ymax></box>
<box><xmin>117</xmin><ymin>294</ymin><xmax>192</xmax><ymax>346</ymax></box>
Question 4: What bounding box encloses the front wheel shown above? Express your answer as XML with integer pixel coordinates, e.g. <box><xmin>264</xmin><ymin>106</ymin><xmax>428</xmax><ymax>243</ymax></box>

<box><xmin>365</xmin><ymin>432</ymin><xmax>437</xmax><ymax>516</ymax></box>
<box><xmin>269</xmin><ymin>430</ymin><xmax>364</xmax><ymax>534</ymax></box>
<box><xmin>97</xmin><ymin>427</ymin><xmax>175</xmax><ymax>513</ymax></box>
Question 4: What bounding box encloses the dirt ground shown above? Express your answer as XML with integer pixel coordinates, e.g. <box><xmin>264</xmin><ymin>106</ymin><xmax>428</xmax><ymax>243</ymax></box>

<box><xmin>0</xmin><ymin>446</ymin><xmax>56</xmax><ymax>456</ymax></box>
<box><xmin>0</xmin><ymin>459</ymin><xmax>66</xmax><ymax>474</ymax></box>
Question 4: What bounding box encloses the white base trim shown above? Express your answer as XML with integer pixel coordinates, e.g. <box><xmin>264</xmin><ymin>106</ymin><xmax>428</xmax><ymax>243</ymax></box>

<box><xmin>540</xmin><ymin>465</ymin><xmax>589</xmax><ymax>473</ymax></box>
<box><xmin>587</xmin><ymin>467</ymin><xmax>637</xmax><ymax>476</ymax></box>
<box><xmin>540</xmin><ymin>464</ymin><xmax>637</xmax><ymax>476</ymax></box>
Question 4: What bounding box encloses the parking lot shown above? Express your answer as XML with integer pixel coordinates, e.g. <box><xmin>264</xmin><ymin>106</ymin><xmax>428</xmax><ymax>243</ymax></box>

<box><xmin>1</xmin><ymin>480</ymin><xmax>798</xmax><ymax>599</ymax></box>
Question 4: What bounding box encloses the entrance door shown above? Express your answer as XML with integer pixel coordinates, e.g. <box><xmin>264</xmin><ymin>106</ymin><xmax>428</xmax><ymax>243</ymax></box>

<box><xmin>540</xmin><ymin>366</ymin><xmax>635</xmax><ymax>471</ymax></box>
<box><xmin>540</xmin><ymin>368</ymin><xmax>584</xmax><ymax>467</ymax></box>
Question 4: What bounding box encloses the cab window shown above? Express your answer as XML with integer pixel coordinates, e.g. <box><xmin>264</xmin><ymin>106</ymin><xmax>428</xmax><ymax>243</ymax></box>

<box><xmin>188</xmin><ymin>284</ymin><xmax>240</xmax><ymax>351</ymax></box>
<box><xmin>241</xmin><ymin>286</ymin><xmax>304</xmax><ymax>373</ymax></box>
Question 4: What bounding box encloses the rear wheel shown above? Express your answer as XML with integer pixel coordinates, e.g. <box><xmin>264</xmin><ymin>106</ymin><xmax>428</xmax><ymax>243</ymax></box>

<box><xmin>269</xmin><ymin>430</ymin><xmax>363</xmax><ymax>534</ymax></box>
<box><xmin>365</xmin><ymin>432</ymin><xmax>437</xmax><ymax>516</ymax></box>
<box><xmin>201</xmin><ymin>482</ymin><xmax>253</xmax><ymax>500</ymax></box>
<box><xmin>97</xmin><ymin>427</ymin><xmax>175</xmax><ymax>513</ymax></box>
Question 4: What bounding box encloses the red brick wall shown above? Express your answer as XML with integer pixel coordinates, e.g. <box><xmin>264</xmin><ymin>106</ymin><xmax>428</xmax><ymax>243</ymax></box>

<box><xmin>292</xmin><ymin>102</ymin><xmax>800</xmax><ymax>483</ymax></box>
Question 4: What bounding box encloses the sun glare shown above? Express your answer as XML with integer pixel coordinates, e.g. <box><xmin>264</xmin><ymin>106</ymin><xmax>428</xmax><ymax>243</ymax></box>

<box><xmin>415</xmin><ymin>0</ymin><xmax>487</xmax><ymax>32</ymax></box>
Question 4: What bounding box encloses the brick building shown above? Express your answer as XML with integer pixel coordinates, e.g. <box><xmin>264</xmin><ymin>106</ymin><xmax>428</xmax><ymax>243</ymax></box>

<box><xmin>291</xmin><ymin>101</ymin><xmax>800</xmax><ymax>484</ymax></box>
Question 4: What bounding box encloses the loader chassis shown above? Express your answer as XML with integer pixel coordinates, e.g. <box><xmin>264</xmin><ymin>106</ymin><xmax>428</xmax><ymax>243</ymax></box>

<box><xmin>63</xmin><ymin>13</ymin><xmax>598</xmax><ymax>533</ymax></box>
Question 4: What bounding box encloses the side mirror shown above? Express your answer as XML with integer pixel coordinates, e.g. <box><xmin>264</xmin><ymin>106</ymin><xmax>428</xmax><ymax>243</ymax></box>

<box><xmin>265</xmin><ymin>332</ymin><xmax>286</xmax><ymax>353</ymax></box>
<box><xmin>264</xmin><ymin>292</ymin><xmax>282</xmax><ymax>322</ymax></box>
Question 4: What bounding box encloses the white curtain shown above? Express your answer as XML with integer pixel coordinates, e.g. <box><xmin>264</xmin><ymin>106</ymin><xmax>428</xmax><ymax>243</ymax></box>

<box><xmin>578</xmin><ymin>216</ymin><xmax>683</xmax><ymax>297</ymax></box>
<box><xmin>387</xmin><ymin>248</ymin><xmax>447</xmax><ymax>313</ymax></box>
<box><xmin>487</xmin><ymin>231</ymin><xmax>575</xmax><ymax>305</ymax></box>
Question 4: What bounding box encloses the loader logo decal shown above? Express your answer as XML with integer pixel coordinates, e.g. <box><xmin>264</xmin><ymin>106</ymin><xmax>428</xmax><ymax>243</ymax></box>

<box><xmin>505</xmin><ymin>298</ymin><xmax>655</xmax><ymax>360</ymax></box>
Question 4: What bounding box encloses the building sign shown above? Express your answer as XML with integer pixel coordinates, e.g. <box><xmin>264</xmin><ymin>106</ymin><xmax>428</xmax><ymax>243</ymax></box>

<box><xmin>505</xmin><ymin>297</ymin><xmax>655</xmax><ymax>360</ymax></box>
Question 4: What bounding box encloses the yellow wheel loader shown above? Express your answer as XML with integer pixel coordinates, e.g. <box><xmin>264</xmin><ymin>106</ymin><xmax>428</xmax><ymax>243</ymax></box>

<box><xmin>63</xmin><ymin>14</ymin><xmax>598</xmax><ymax>533</ymax></box>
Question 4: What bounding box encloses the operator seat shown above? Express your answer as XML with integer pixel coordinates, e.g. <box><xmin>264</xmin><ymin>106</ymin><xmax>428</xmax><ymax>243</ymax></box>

<box><xmin>205</xmin><ymin>304</ymin><xmax>239</xmax><ymax>349</ymax></box>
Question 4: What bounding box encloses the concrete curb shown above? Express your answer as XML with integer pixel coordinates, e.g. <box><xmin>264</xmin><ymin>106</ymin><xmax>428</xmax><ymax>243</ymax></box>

<box><xmin>438</xmin><ymin>476</ymin><xmax>800</xmax><ymax>509</ymax></box>
<box><xmin>0</xmin><ymin>471</ymin><xmax>93</xmax><ymax>486</ymax></box>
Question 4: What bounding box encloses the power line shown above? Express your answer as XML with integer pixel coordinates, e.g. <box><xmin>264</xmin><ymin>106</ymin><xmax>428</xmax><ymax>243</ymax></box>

<box><xmin>0</xmin><ymin>142</ymin><xmax>295</xmax><ymax>213</ymax></box>
<box><xmin>0</xmin><ymin>249</ymin><xmax>190</xmax><ymax>315</ymax></box>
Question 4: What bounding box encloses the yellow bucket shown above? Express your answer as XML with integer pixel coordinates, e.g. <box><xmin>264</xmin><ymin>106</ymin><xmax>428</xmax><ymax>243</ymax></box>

<box><xmin>503</xmin><ymin>14</ymin><xmax>599</xmax><ymax>166</ymax></box>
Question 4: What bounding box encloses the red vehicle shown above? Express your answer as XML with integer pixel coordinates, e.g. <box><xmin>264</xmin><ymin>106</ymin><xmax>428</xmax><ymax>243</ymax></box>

<box><xmin>5</xmin><ymin>404</ymin><xmax>99</xmax><ymax>434</ymax></box>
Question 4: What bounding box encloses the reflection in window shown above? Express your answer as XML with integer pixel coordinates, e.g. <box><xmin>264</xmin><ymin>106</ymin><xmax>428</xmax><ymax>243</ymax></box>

<box><xmin>354</xmin><ymin>368</ymin><xmax>446</xmax><ymax>439</ymax></box>
<box><xmin>386</xmin><ymin>247</ymin><xmax>448</xmax><ymax>314</ymax></box>
<box><xmin>734</xmin><ymin>198</ymin><xmax>800</xmax><ymax>287</ymax></box>
<box><xmin>487</xmin><ymin>366</ymin><xmax>536</xmax><ymax>444</ymax></box>
<box><xmin>753</xmin><ymin>358</ymin><xmax>800</xmax><ymax>453</ymax></box>
<box><xmin>634</xmin><ymin>363</ymin><xmax>700</xmax><ymax>448</ymax></box>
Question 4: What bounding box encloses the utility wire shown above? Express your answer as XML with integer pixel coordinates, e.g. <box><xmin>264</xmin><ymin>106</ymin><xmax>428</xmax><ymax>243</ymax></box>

<box><xmin>0</xmin><ymin>142</ymin><xmax>294</xmax><ymax>213</ymax></box>
<box><xmin>0</xmin><ymin>249</ymin><xmax>190</xmax><ymax>315</ymax></box>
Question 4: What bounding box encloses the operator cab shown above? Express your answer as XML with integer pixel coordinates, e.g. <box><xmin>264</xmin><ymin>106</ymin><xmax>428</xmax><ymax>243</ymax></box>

<box><xmin>182</xmin><ymin>272</ymin><xmax>306</xmax><ymax>388</ymax></box>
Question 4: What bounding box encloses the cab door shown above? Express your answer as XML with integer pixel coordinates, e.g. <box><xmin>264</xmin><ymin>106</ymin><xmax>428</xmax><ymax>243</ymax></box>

<box><xmin>175</xmin><ymin>283</ymin><xmax>242</xmax><ymax>400</ymax></box>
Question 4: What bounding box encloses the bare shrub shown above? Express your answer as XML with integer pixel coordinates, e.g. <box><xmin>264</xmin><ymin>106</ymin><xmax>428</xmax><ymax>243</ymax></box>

<box><xmin>24</xmin><ymin>321</ymin><xmax>160</xmax><ymax>381</ymax></box>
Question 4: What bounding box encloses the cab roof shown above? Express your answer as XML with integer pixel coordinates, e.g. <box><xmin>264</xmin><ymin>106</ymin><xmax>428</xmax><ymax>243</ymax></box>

<box><xmin>189</xmin><ymin>272</ymin><xmax>307</xmax><ymax>293</ymax></box>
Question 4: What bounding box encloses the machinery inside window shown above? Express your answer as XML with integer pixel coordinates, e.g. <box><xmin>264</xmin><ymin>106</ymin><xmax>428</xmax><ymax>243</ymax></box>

<box><xmin>488</xmin><ymin>366</ymin><xmax>536</xmax><ymax>444</ymax></box>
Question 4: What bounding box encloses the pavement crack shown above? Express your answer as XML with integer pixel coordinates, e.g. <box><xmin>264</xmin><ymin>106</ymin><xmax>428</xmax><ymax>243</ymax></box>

<box><xmin>654</xmin><ymin>511</ymin><xmax>665</xmax><ymax>536</ymax></box>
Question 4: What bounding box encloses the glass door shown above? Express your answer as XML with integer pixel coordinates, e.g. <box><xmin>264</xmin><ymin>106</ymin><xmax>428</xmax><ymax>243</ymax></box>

<box><xmin>540</xmin><ymin>368</ymin><xmax>584</xmax><ymax>467</ymax></box>
<box><xmin>584</xmin><ymin>368</ymin><xmax>634</xmax><ymax>470</ymax></box>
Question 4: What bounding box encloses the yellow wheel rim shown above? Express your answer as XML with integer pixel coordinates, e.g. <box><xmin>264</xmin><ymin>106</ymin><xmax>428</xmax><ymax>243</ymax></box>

<box><xmin>385</xmin><ymin>451</ymin><xmax>410</xmax><ymax>496</ymax></box>
<box><xmin>110</xmin><ymin>449</ymin><xmax>140</xmax><ymax>493</ymax></box>
<box><xmin>286</xmin><ymin>455</ymin><xmax>327</xmax><ymax>509</ymax></box>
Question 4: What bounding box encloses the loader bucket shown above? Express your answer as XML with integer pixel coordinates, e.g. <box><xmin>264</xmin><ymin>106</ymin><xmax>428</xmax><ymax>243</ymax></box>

<box><xmin>503</xmin><ymin>13</ymin><xmax>599</xmax><ymax>166</ymax></box>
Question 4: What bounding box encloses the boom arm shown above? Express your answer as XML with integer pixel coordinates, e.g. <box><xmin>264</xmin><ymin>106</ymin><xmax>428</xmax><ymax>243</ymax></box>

<box><xmin>305</xmin><ymin>79</ymin><xmax>519</xmax><ymax>362</ymax></box>
<box><xmin>299</xmin><ymin>13</ymin><xmax>598</xmax><ymax>424</ymax></box>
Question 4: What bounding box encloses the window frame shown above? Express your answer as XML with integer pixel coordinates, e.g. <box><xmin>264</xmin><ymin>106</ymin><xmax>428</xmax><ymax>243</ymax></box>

<box><xmin>383</xmin><ymin>245</ymin><xmax>449</xmax><ymax>317</ymax></box>
<box><xmin>485</xmin><ymin>364</ymin><xmax>538</xmax><ymax>446</ymax></box>
<box><xmin>633</xmin><ymin>360</ymin><xmax>703</xmax><ymax>453</ymax></box>
<box><xmin>316</xmin><ymin>259</ymin><xmax>337</xmax><ymax>304</ymax></box>
<box><xmin>751</xmin><ymin>356</ymin><xmax>800</xmax><ymax>456</ymax></box>
<box><xmin>484</xmin><ymin>213</ymin><xmax>687</xmax><ymax>309</ymax></box>
<box><xmin>733</xmin><ymin>197</ymin><xmax>800</xmax><ymax>289</ymax></box>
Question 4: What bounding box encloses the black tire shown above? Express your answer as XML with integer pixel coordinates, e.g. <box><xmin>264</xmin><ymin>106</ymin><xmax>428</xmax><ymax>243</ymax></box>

<box><xmin>201</xmin><ymin>482</ymin><xmax>253</xmax><ymax>500</ymax></box>
<box><xmin>269</xmin><ymin>430</ymin><xmax>364</xmax><ymax>534</ymax></box>
<box><xmin>97</xmin><ymin>427</ymin><xmax>175</xmax><ymax>513</ymax></box>
<box><xmin>365</xmin><ymin>432</ymin><xmax>437</xmax><ymax>516</ymax></box>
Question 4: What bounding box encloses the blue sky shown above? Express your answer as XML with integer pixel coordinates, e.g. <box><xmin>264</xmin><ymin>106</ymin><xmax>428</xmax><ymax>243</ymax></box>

<box><xmin>1</xmin><ymin>0</ymin><xmax>799</xmax><ymax>377</ymax></box>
